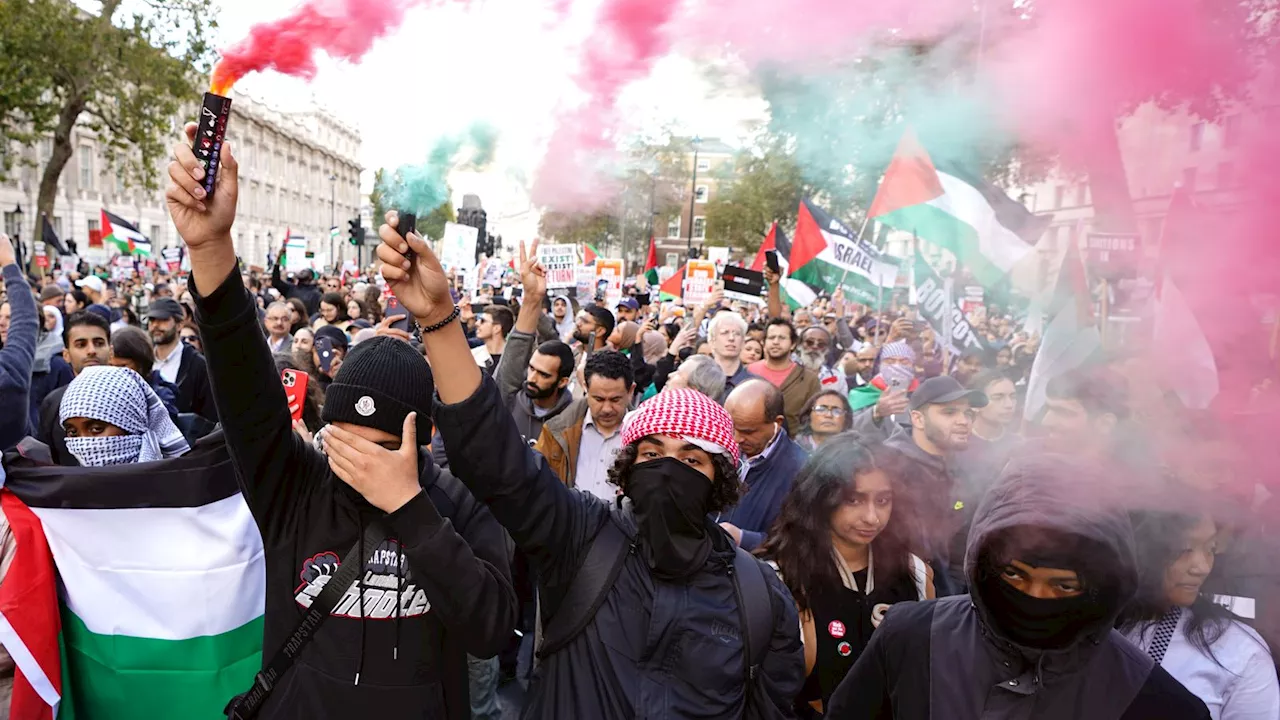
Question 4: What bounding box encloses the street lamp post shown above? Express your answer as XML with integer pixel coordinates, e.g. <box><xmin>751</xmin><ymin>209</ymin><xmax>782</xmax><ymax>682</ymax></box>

<box><xmin>12</xmin><ymin>204</ymin><xmax>24</xmax><ymax>270</ymax></box>
<box><xmin>685</xmin><ymin>136</ymin><xmax>701</xmax><ymax>259</ymax></box>
<box><xmin>328</xmin><ymin>173</ymin><xmax>337</xmax><ymax>271</ymax></box>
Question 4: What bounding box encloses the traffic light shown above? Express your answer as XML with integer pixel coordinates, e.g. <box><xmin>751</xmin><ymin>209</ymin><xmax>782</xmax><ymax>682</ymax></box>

<box><xmin>347</xmin><ymin>217</ymin><xmax>363</xmax><ymax>246</ymax></box>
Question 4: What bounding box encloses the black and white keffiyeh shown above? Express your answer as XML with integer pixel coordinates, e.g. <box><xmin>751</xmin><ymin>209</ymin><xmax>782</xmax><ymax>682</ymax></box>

<box><xmin>59</xmin><ymin>366</ymin><xmax>190</xmax><ymax>466</ymax></box>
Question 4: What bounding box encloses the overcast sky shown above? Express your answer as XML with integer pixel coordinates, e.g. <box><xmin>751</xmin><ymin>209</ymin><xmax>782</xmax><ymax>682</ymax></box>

<box><xmin>201</xmin><ymin>0</ymin><xmax>769</xmax><ymax>240</ymax></box>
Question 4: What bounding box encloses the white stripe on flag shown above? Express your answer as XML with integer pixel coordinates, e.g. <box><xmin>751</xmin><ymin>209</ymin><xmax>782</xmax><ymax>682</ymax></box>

<box><xmin>931</xmin><ymin>173</ymin><xmax>1034</xmax><ymax>274</ymax></box>
<box><xmin>1024</xmin><ymin>302</ymin><xmax>1101</xmax><ymax>421</ymax></box>
<box><xmin>0</xmin><ymin>611</ymin><xmax>60</xmax><ymax>713</ymax></box>
<box><xmin>33</xmin><ymin>495</ymin><xmax>264</xmax><ymax>640</ymax></box>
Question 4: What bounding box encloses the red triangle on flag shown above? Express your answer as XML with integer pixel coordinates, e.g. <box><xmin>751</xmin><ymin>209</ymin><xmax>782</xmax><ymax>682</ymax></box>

<box><xmin>750</xmin><ymin>223</ymin><xmax>778</xmax><ymax>272</ymax></box>
<box><xmin>644</xmin><ymin>236</ymin><xmax>659</xmax><ymax>273</ymax></box>
<box><xmin>583</xmin><ymin>244</ymin><xmax>598</xmax><ymax>265</ymax></box>
<box><xmin>659</xmin><ymin>263</ymin><xmax>686</xmax><ymax>299</ymax></box>
<box><xmin>0</xmin><ymin>492</ymin><xmax>63</xmax><ymax>720</ymax></box>
<box><xmin>868</xmin><ymin>128</ymin><xmax>946</xmax><ymax>219</ymax></box>
<box><xmin>789</xmin><ymin>202</ymin><xmax>828</xmax><ymax>272</ymax></box>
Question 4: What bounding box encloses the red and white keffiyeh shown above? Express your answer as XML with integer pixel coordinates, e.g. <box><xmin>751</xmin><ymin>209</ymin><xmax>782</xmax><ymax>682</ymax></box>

<box><xmin>621</xmin><ymin>388</ymin><xmax>739</xmax><ymax>468</ymax></box>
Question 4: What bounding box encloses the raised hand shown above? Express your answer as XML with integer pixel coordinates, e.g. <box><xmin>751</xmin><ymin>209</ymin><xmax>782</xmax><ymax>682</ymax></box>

<box><xmin>376</xmin><ymin>211</ymin><xmax>453</xmax><ymax>326</ymax></box>
<box><xmin>518</xmin><ymin>239</ymin><xmax>547</xmax><ymax>300</ymax></box>
<box><xmin>324</xmin><ymin>412</ymin><xmax>422</xmax><ymax>514</ymax></box>
<box><xmin>0</xmin><ymin>233</ymin><xmax>14</xmax><ymax>268</ymax></box>
<box><xmin>166</xmin><ymin>122</ymin><xmax>238</xmax><ymax>252</ymax></box>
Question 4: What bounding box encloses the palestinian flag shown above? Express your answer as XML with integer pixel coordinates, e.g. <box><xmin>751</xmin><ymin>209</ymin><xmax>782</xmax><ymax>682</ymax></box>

<box><xmin>788</xmin><ymin>199</ymin><xmax>898</xmax><ymax>307</ymax></box>
<box><xmin>868</xmin><ymin>128</ymin><xmax>1049</xmax><ymax>287</ymax></box>
<box><xmin>644</xmin><ymin>236</ymin><xmax>659</xmax><ymax>285</ymax></box>
<box><xmin>582</xmin><ymin>243</ymin><xmax>599</xmax><ymax>265</ymax></box>
<box><xmin>1152</xmin><ymin>185</ymin><xmax>1218</xmax><ymax>409</ymax></box>
<box><xmin>1</xmin><ymin>436</ymin><xmax>264</xmax><ymax>719</ymax></box>
<box><xmin>749</xmin><ymin>222</ymin><xmax>793</xmax><ymax>272</ymax></box>
<box><xmin>1024</xmin><ymin>237</ymin><xmax>1102</xmax><ymax>420</ymax></box>
<box><xmin>101</xmin><ymin>211</ymin><xmax>152</xmax><ymax>258</ymax></box>
<box><xmin>659</xmin><ymin>263</ymin><xmax>685</xmax><ymax>301</ymax></box>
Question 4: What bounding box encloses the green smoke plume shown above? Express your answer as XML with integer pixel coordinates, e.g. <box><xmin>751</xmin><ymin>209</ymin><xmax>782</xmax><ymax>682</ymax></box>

<box><xmin>379</xmin><ymin>122</ymin><xmax>499</xmax><ymax>217</ymax></box>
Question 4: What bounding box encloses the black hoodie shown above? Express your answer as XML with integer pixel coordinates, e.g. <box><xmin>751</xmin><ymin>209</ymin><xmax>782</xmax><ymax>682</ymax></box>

<box><xmin>193</xmin><ymin>267</ymin><xmax>516</xmax><ymax>720</ymax></box>
<box><xmin>826</xmin><ymin>453</ymin><xmax>1210</xmax><ymax>720</ymax></box>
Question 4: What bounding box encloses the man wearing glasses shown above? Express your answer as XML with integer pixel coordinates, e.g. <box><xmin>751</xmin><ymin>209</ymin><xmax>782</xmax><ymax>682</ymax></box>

<box><xmin>798</xmin><ymin>325</ymin><xmax>848</xmax><ymax>396</ymax></box>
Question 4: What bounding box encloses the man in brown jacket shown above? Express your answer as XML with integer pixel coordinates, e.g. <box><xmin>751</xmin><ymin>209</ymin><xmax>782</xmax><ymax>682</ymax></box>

<box><xmin>535</xmin><ymin>350</ymin><xmax>633</xmax><ymax>502</ymax></box>
<box><xmin>747</xmin><ymin>318</ymin><xmax>821</xmax><ymax>433</ymax></box>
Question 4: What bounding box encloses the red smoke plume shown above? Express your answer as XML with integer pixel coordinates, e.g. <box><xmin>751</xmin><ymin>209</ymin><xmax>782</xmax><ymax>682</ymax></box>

<box><xmin>210</xmin><ymin>0</ymin><xmax>432</xmax><ymax>95</ymax></box>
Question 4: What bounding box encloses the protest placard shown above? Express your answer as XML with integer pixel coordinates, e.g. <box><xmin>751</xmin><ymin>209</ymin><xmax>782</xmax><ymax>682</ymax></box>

<box><xmin>722</xmin><ymin>266</ymin><xmax>764</xmax><ymax>304</ymax></box>
<box><xmin>538</xmin><ymin>244</ymin><xmax>578</xmax><ymax>289</ymax></box>
<box><xmin>683</xmin><ymin>260</ymin><xmax>717</xmax><ymax>306</ymax></box>
<box><xmin>440</xmin><ymin>222</ymin><xmax>479</xmax><ymax>271</ymax></box>
<box><xmin>595</xmin><ymin>259</ymin><xmax>624</xmax><ymax>308</ymax></box>
<box><xmin>162</xmin><ymin>247</ymin><xmax>183</xmax><ymax>274</ymax></box>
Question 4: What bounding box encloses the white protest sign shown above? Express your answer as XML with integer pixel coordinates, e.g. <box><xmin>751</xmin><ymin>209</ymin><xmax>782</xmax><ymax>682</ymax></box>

<box><xmin>440</xmin><ymin>222</ymin><xmax>479</xmax><ymax>271</ymax></box>
<box><xmin>595</xmin><ymin>259</ymin><xmax>624</xmax><ymax>308</ymax></box>
<box><xmin>575</xmin><ymin>265</ymin><xmax>596</xmax><ymax>305</ymax></box>
<box><xmin>60</xmin><ymin>255</ymin><xmax>78</xmax><ymax>275</ymax></box>
<box><xmin>538</xmin><ymin>244</ymin><xmax>578</xmax><ymax>289</ymax></box>
<box><xmin>683</xmin><ymin>260</ymin><xmax>717</xmax><ymax>307</ymax></box>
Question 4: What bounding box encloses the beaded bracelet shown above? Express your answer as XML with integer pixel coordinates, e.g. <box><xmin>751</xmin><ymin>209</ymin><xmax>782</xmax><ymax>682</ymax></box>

<box><xmin>419</xmin><ymin>305</ymin><xmax>461</xmax><ymax>334</ymax></box>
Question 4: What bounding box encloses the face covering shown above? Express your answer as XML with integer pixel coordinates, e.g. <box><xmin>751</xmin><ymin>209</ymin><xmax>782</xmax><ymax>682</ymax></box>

<box><xmin>980</xmin><ymin>573</ymin><xmax>1096</xmax><ymax>650</ymax></box>
<box><xmin>879</xmin><ymin>362</ymin><xmax>915</xmax><ymax>389</ymax></box>
<box><xmin>66</xmin><ymin>435</ymin><xmax>146</xmax><ymax>467</ymax></box>
<box><xmin>626</xmin><ymin>457</ymin><xmax>715</xmax><ymax>580</ymax></box>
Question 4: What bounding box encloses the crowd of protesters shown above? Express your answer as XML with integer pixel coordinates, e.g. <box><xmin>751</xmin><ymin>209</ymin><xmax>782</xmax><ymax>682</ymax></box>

<box><xmin>0</xmin><ymin>120</ymin><xmax>1274</xmax><ymax>720</ymax></box>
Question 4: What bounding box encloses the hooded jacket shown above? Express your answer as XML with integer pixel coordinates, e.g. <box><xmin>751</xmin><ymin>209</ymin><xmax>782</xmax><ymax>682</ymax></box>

<box><xmin>825</xmin><ymin>454</ymin><xmax>1211</xmax><ymax>720</ymax></box>
<box><xmin>271</xmin><ymin>264</ymin><xmax>323</xmax><ymax>317</ymax></box>
<box><xmin>494</xmin><ymin>327</ymin><xmax>574</xmax><ymax>444</ymax></box>
<box><xmin>193</xmin><ymin>267</ymin><xmax>517</xmax><ymax>720</ymax></box>
<box><xmin>436</xmin><ymin>373</ymin><xmax>806</xmax><ymax>719</ymax></box>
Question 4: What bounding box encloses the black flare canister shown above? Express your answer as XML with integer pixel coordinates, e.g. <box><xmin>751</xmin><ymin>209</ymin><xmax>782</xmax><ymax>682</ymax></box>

<box><xmin>397</xmin><ymin>211</ymin><xmax>417</xmax><ymax>261</ymax></box>
<box><xmin>193</xmin><ymin>92</ymin><xmax>232</xmax><ymax>200</ymax></box>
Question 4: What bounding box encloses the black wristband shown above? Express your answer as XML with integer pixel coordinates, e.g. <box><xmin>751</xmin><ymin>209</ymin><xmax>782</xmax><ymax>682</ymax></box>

<box><xmin>419</xmin><ymin>305</ymin><xmax>460</xmax><ymax>334</ymax></box>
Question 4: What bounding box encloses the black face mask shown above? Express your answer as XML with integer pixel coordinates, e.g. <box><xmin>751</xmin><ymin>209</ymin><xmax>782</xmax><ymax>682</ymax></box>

<box><xmin>626</xmin><ymin>457</ymin><xmax>714</xmax><ymax>580</ymax></box>
<box><xmin>980</xmin><ymin>574</ymin><xmax>1095</xmax><ymax>650</ymax></box>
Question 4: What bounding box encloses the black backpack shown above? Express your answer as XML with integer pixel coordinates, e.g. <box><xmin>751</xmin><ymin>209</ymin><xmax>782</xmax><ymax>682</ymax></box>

<box><xmin>536</xmin><ymin>517</ymin><xmax>776</xmax><ymax>710</ymax></box>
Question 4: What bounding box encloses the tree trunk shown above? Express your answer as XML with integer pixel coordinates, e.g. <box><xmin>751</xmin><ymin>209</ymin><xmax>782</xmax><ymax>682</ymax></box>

<box><xmin>36</xmin><ymin>93</ymin><xmax>86</xmax><ymax>221</ymax></box>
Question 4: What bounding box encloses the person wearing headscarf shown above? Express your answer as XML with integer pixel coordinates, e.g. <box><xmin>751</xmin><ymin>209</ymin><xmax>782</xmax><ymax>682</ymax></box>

<box><xmin>28</xmin><ymin>305</ymin><xmax>74</xmax><ymax>431</ymax></box>
<box><xmin>58</xmin><ymin>365</ymin><xmax>190</xmax><ymax>467</ymax></box>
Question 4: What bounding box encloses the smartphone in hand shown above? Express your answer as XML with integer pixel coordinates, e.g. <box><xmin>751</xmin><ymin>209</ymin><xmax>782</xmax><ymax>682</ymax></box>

<box><xmin>281</xmin><ymin>369</ymin><xmax>310</xmax><ymax>422</ymax></box>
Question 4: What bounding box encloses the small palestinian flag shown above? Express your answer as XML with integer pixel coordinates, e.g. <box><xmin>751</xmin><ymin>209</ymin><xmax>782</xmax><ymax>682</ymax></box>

<box><xmin>101</xmin><ymin>210</ymin><xmax>152</xmax><ymax>257</ymax></box>
<box><xmin>787</xmin><ymin>199</ymin><xmax>898</xmax><ymax>306</ymax></box>
<box><xmin>659</xmin><ymin>263</ymin><xmax>685</xmax><ymax>301</ymax></box>
<box><xmin>749</xmin><ymin>222</ymin><xmax>792</xmax><ymax>272</ymax></box>
<box><xmin>644</xmin><ymin>236</ymin><xmax>659</xmax><ymax>285</ymax></box>
<box><xmin>582</xmin><ymin>243</ymin><xmax>599</xmax><ymax>265</ymax></box>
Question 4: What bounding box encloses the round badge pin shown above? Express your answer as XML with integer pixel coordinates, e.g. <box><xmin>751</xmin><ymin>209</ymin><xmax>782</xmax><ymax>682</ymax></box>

<box><xmin>355</xmin><ymin>395</ymin><xmax>377</xmax><ymax>417</ymax></box>
<box><xmin>828</xmin><ymin>620</ymin><xmax>846</xmax><ymax>639</ymax></box>
<box><xmin>837</xmin><ymin>641</ymin><xmax>853</xmax><ymax>657</ymax></box>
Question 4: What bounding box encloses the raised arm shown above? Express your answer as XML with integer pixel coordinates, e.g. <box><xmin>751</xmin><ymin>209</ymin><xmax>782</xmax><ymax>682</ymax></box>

<box><xmin>0</xmin><ymin>235</ymin><xmax>36</xmax><ymax>449</ymax></box>
<box><xmin>375</xmin><ymin>218</ymin><xmax>604</xmax><ymax>581</ymax></box>
<box><xmin>493</xmin><ymin>240</ymin><xmax>546</xmax><ymax>408</ymax></box>
<box><xmin>166</xmin><ymin>121</ymin><xmax>325</xmax><ymax>541</ymax></box>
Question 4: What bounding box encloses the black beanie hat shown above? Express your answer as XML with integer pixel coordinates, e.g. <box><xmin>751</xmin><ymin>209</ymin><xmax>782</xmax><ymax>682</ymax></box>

<box><xmin>322</xmin><ymin>336</ymin><xmax>434</xmax><ymax>440</ymax></box>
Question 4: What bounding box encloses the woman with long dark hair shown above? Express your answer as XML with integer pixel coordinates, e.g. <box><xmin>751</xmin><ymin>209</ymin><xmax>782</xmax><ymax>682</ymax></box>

<box><xmin>312</xmin><ymin>292</ymin><xmax>351</xmax><ymax>332</ymax></box>
<box><xmin>794</xmin><ymin>389</ymin><xmax>853</xmax><ymax>451</ymax></box>
<box><xmin>759</xmin><ymin>436</ymin><xmax>932</xmax><ymax>716</ymax></box>
<box><xmin>286</xmin><ymin>297</ymin><xmax>309</xmax><ymax>334</ymax></box>
<box><xmin>1118</xmin><ymin>511</ymin><xmax>1278</xmax><ymax>719</ymax></box>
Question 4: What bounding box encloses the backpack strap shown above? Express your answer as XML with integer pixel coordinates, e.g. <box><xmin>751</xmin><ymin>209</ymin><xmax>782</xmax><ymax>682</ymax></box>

<box><xmin>225</xmin><ymin>520</ymin><xmax>389</xmax><ymax>720</ymax></box>
<box><xmin>731</xmin><ymin>546</ymin><xmax>774</xmax><ymax>678</ymax></box>
<box><xmin>537</xmin><ymin>517</ymin><xmax>633</xmax><ymax>658</ymax></box>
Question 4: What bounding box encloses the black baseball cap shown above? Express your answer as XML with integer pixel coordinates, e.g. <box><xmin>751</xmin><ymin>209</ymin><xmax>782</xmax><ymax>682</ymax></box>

<box><xmin>146</xmin><ymin>297</ymin><xmax>185</xmax><ymax>321</ymax></box>
<box><xmin>909</xmin><ymin>376</ymin><xmax>989</xmax><ymax>411</ymax></box>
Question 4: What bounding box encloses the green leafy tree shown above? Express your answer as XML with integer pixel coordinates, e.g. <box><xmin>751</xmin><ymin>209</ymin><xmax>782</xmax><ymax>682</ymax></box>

<box><xmin>0</xmin><ymin>0</ymin><xmax>215</xmax><ymax>221</ymax></box>
<box><xmin>369</xmin><ymin>168</ymin><xmax>390</xmax><ymax>226</ymax></box>
<box><xmin>420</xmin><ymin>198</ymin><xmax>456</xmax><ymax>242</ymax></box>
<box><xmin>703</xmin><ymin>137</ymin><xmax>814</xmax><ymax>255</ymax></box>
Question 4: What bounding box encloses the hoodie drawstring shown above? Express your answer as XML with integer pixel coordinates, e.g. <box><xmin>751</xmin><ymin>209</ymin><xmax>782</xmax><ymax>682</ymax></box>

<box><xmin>354</xmin><ymin>514</ymin><xmax>366</xmax><ymax>686</ymax></box>
<box><xmin>394</xmin><ymin>540</ymin><xmax>402</xmax><ymax>661</ymax></box>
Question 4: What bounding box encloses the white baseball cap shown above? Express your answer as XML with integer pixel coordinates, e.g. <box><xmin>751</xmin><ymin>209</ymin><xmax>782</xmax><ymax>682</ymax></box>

<box><xmin>75</xmin><ymin>275</ymin><xmax>105</xmax><ymax>294</ymax></box>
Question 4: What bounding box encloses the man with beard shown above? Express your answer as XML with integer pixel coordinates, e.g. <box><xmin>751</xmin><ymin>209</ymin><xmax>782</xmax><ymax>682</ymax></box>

<box><xmin>879</xmin><ymin>376</ymin><xmax>987</xmax><ymax>596</ymax></box>
<box><xmin>573</xmin><ymin>304</ymin><xmax>614</xmax><ymax>353</ymax></box>
<box><xmin>495</xmin><ymin>242</ymin><xmax>577</xmax><ymax>443</ymax></box>
<box><xmin>747</xmin><ymin>318</ymin><xmax>820</xmax><ymax>432</ymax></box>
<box><xmin>551</xmin><ymin>294</ymin><xmax>574</xmax><ymax>341</ymax></box>
<box><xmin>36</xmin><ymin>311</ymin><xmax>113</xmax><ymax>465</ymax></box>
<box><xmin>799</xmin><ymin>325</ymin><xmax>847</xmax><ymax>396</ymax></box>
<box><xmin>841</xmin><ymin>344</ymin><xmax>878</xmax><ymax>389</ymax></box>
<box><xmin>147</xmin><ymin>297</ymin><xmax>216</xmax><ymax>420</ymax></box>
<box><xmin>373</xmin><ymin>213</ymin><xmax>804</xmax><ymax>717</ymax></box>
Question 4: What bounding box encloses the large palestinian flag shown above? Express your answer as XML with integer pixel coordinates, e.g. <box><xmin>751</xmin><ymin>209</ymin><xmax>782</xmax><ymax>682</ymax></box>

<box><xmin>101</xmin><ymin>211</ymin><xmax>152</xmax><ymax>258</ymax></box>
<box><xmin>868</xmin><ymin>128</ymin><xmax>1049</xmax><ymax>287</ymax></box>
<box><xmin>0</xmin><ymin>435</ymin><xmax>264</xmax><ymax>719</ymax></box>
<box><xmin>788</xmin><ymin>199</ymin><xmax>898</xmax><ymax>307</ymax></box>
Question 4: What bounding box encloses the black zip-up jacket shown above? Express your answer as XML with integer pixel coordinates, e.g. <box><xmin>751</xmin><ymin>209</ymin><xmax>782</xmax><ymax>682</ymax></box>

<box><xmin>434</xmin><ymin>373</ymin><xmax>806</xmax><ymax>719</ymax></box>
<box><xmin>193</xmin><ymin>267</ymin><xmax>516</xmax><ymax>720</ymax></box>
<box><xmin>271</xmin><ymin>263</ymin><xmax>323</xmax><ymax>317</ymax></box>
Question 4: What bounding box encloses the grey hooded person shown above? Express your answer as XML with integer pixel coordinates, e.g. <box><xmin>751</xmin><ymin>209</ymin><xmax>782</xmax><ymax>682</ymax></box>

<box><xmin>825</xmin><ymin>453</ymin><xmax>1211</xmax><ymax>720</ymax></box>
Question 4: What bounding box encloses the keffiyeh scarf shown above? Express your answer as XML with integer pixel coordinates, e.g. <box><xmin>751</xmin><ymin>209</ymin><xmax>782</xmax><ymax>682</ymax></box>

<box><xmin>59</xmin><ymin>366</ymin><xmax>190</xmax><ymax>466</ymax></box>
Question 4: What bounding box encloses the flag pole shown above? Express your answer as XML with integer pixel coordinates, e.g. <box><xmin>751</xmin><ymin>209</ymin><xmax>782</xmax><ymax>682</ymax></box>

<box><xmin>837</xmin><ymin>215</ymin><xmax>875</xmax><ymax>304</ymax></box>
<box><xmin>1099</xmin><ymin>278</ymin><xmax>1110</xmax><ymax>347</ymax></box>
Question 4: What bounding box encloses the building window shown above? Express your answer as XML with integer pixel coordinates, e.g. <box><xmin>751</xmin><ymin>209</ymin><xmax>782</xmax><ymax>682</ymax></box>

<box><xmin>1189</xmin><ymin>122</ymin><xmax>1205</xmax><ymax>151</ymax></box>
<box><xmin>87</xmin><ymin>218</ymin><xmax>100</xmax><ymax>242</ymax></box>
<box><xmin>3</xmin><ymin>212</ymin><xmax>19</xmax><ymax>238</ymax></box>
<box><xmin>1053</xmin><ymin>186</ymin><xmax>1065</xmax><ymax>209</ymax></box>
<box><xmin>693</xmin><ymin>216</ymin><xmax>706</xmax><ymax>239</ymax></box>
<box><xmin>79</xmin><ymin>145</ymin><xmax>94</xmax><ymax>190</ymax></box>
<box><xmin>150</xmin><ymin>224</ymin><xmax>161</xmax><ymax>245</ymax></box>
<box><xmin>1182</xmin><ymin>167</ymin><xmax>1198</xmax><ymax>192</ymax></box>
<box><xmin>52</xmin><ymin>216</ymin><xmax>62</xmax><ymax>238</ymax></box>
<box><xmin>1224</xmin><ymin>115</ymin><xmax>1241</xmax><ymax>148</ymax></box>
<box><xmin>694</xmin><ymin>185</ymin><xmax>709</xmax><ymax>203</ymax></box>
<box><xmin>1075</xmin><ymin>184</ymin><xmax>1087</xmax><ymax>207</ymax></box>
<box><xmin>665</xmin><ymin>252</ymin><xmax>679</xmax><ymax>267</ymax></box>
<box><xmin>1218</xmin><ymin>161</ymin><xmax>1235</xmax><ymax>188</ymax></box>
<box><xmin>667</xmin><ymin>217</ymin><xmax>681</xmax><ymax>238</ymax></box>
<box><xmin>696</xmin><ymin>158</ymin><xmax>710</xmax><ymax>172</ymax></box>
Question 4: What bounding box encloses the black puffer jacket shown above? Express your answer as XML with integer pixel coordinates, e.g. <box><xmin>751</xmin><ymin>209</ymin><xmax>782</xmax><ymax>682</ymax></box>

<box><xmin>826</xmin><ymin>453</ymin><xmax>1211</xmax><ymax>720</ymax></box>
<box><xmin>435</xmin><ymin>374</ymin><xmax>806</xmax><ymax>719</ymax></box>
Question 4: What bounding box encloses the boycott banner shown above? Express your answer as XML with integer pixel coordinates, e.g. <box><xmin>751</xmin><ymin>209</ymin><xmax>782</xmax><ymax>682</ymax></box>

<box><xmin>162</xmin><ymin>247</ymin><xmax>183</xmax><ymax>273</ymax></box>
<box><xmin>538</xmin><ymin>244</ymin><xmax>578</xmax><ymax>289</ymax></box>
<box><xmin>723</xmin><ymin>265</ymin><xmax>765</xmax><ymax>304</ymax></box>
<box><xmin>440</xmin><ymin>222</ymin><xmax>479</xmax><ymax>271</ymax></box>
<box><xmin>913</xmin><ymin>252</ymin><xmax>987</xmax><ymax>355</ymax></box>
<box><xmin>683</xmin><ymin>260</ymin><xmax>717</xmax><ymax>307</ymax></box>
<box><xmin>1085</xmin><ymin>232</ymin><xmax>1140</xmax><ymax>281</ymax></box>
<box><xmin>595</xmin><ymin>259</ymin><xmax>624</xmax><ymax>308</ymax></box>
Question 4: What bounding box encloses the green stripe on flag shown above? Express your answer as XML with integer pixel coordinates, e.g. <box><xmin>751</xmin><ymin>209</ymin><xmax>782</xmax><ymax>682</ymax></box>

<box><xmin>876</xmin><ymin>203</ymin><xmax>1004</xmax><ymax>286</ymax></box>
<box><xmin>61</xmin><ymin>610</ymin><xmax>262</xmax><ymax>719</ymax></box>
